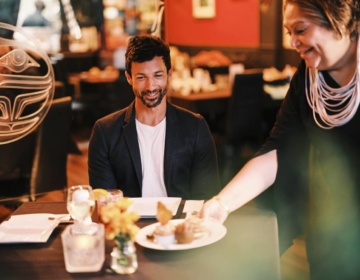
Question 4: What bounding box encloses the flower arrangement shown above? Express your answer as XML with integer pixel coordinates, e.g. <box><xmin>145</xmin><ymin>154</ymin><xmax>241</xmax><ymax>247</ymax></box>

<box><xmin>99</xmin><ymin>197</ymin><xmax>140</xmax><ymax>242</ymax></box>
<box><xmin>99</xmin><ymin>197</ymin><xmax>140</xmax><ymax>274</ymax></box>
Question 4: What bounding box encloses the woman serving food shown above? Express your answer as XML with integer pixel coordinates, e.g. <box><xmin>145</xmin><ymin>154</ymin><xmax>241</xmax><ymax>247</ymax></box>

<box><xmin>202</xmin><ymin>1</ymin><xmax>360</xmax><ymax>279</ymax></box>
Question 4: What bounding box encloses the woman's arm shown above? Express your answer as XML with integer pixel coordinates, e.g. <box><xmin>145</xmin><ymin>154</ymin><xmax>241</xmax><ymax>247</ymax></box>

<box><xmin>201</xmin><ymin>149</ymin><xmax>277</xmax><ymax>223</ymax></box>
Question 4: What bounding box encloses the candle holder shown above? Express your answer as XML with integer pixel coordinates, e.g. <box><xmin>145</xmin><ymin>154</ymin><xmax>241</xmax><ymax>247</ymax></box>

<box><xmin>61</xmin><ymin>223</ymin><xmax>105</xmax><ymax>273</ymax></box>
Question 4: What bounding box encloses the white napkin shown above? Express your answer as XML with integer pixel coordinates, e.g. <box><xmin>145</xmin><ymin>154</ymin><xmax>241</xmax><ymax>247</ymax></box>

<box><xmin>183</xmin><ymin>200</ymin><xmax>204</xmax><ymax>218</ymax></box>
<box><xmin>0</xmin><ymin>214</ymin><xmax>66</xmax><ymax>243</ymax></box>
<box><xmin>130</xmin><ymin>197</ymin><xmax>181</xmax><ymax>218</ymax></box>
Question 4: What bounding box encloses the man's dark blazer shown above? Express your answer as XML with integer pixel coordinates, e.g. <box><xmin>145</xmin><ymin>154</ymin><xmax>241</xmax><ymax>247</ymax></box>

<box><xmin>88</xmin><ymin>101</ymin><xmax>221</xmax><ymax>199</ymax></box>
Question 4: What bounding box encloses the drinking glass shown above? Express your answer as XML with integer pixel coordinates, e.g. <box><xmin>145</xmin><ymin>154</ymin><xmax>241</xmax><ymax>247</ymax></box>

<box><xmin>67</xmin><ymin>185</ymin><xmax>96</xmax><ymax>234</ymax></box>
<box><xmin>97</xmin><ymin>189</ymin><xmax>123</xmax><ymax>222</ymax></box>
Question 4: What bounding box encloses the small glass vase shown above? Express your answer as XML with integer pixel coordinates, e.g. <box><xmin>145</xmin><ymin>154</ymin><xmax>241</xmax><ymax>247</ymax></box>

<box><xmin>110</xmin><ymin>234</ymin><xmax>138</xmax><ymax>274</ymax></box>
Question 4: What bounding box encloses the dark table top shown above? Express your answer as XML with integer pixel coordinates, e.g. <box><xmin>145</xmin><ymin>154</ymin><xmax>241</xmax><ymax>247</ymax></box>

<box><xmin>0</xmin><ymin>201</ymin><xmax>280</xmax><ymax>280</ymax></box>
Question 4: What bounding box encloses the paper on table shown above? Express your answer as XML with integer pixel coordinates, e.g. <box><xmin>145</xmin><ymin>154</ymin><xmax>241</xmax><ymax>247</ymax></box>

<box><xmin>183</xmin><ymin>200</ymin><xmax>204</xmax><ymax>218</ymax></box>
<box><xmin>0</xmin><ymin>213</ymin><xmax>65</xmax><ymax>243</ymax></box>
<box><xmin>130</xmin><ymin>197</ymin><xmax>181</xmax><ymax>218</ymax></box>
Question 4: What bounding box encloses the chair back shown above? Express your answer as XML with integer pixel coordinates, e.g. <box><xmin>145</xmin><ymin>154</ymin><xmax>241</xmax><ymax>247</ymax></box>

<box><xmin>30</xmin><ymin>96</ymin><xmax>72</xmax><ymax>197</ymax></box>
<box><xmin>0</xmin><ymin>22</ymin><xmax>60</xmax><ymax>201</ymax></box>
<box><xmin>225</xmin><ymin>71</ymin><xmax>264</xmax><ymax>147</ymax></box>
<box><xmin>0</xmin><ymin>133</ymin><xmax>37</xmax><ymax>198</ymax></box>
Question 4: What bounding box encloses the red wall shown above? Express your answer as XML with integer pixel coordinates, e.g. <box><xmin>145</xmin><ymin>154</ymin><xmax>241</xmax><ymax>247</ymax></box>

<box><xmin>164</xmin><ymin>0</ymin><xmax>260</xmax><ymax>47</ymax></box>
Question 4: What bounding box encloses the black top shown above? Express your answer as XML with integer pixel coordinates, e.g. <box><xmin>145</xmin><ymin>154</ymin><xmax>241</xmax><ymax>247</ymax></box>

<box><xmin>257</xmin><ymin>60</ymin><xmax>360</xmax><ymax>279</ymax></box>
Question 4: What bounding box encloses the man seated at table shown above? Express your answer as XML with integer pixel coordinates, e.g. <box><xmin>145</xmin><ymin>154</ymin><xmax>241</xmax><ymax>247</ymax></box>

<box><xmin>88</xmin><ymin>35</ymin><xmax>220</xmax><ymax>199</ymax></box>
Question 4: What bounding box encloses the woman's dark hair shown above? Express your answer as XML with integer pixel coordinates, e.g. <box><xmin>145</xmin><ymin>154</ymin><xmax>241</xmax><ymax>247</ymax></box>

<box><xmin>284</xmin><ymin>0</ymin><xmax>360</xmax><ymax>39</ymax></box>
<box><xmin>125</xmin><ymin>35</ymin><xmax>171</xmax><ymax>76</ymax></box>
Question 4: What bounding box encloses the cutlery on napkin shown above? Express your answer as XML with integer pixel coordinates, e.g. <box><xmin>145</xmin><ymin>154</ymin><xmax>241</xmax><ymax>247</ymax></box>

<box><xmin>48</xmin><ymin>214</ymin><xmax>72</xmax><ymax>223</ymax></box>
<box><xmin>0</xmin><ymin>213</ymin><xmax>68</xmax><ymax>243</ymax></box>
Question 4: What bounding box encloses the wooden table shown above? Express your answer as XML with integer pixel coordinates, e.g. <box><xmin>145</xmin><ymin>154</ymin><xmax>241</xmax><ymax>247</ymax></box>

<box><xmin>168</xmin><ymin>87</ymin><xmax>283</xmax><ymax>114</ymax></box>
<box><xmin>168</xmin><ymin>87</ymin><xmax>283</xmax><ymax>136</ymax></box>
<box><xmin>68</xmin><ymin>72</ymin><xmax>119</xmax><ymax>98</ymax></box>
<box><xmin>168</xmin><ymin>89</ymin><xmax>231</xmax><ymax>133</ymax></box>
<box><xmin>168</xmin><ymin>88</ymin><xmax>231</xmax><ymax>115</ymax></box>
<box><xmin>0</xmin><ymin>201</ymin><xmax>280</xmax><ymax>280</ymax></box>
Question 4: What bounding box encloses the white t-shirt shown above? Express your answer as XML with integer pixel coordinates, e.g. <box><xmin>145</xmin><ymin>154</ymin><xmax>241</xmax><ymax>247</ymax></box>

<box><xmin>135</xmin><ymin>118</ymin><xmax>167</xmax><ymax>197</ymax></box>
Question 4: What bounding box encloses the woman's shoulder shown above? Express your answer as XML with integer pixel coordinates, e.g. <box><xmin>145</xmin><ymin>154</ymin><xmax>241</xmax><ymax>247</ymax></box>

<box><xmin>292</xmin><ymin>60</ymin><xmax>306</xmax><ymax>80</ymax></box>
<box><xmin>288</xmin><ymin>60</ymin><xmax>306</xmax><ymax>95</ymax></box>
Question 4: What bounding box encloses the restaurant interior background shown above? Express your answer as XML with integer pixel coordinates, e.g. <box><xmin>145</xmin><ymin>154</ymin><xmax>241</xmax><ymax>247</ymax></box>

<box><xmin>0</xmin><ymin>0</ymin><xmax>303</xmax><ymax>198</ymax></box>
<box><xmin>12</xmin><ymin>0</ymin><xmax>301</xmax><ymax>74</ymax></box>
<box><xmin>0</xmin><ymin>2</ymin><xmax>311</xmax><ymax>278</ymax></box>
<box><xmin>0</xmin><ymin>0</ymin><xmax>302</xmax><ymax>195</ymax></box>
<box><xmin>10</xmin><ymin>0</ymin><xmax>300</xmax><ymax>95</ymax></box>
<box><xmin>13</xmin><ymin>0</ymin><xmax>300</xmax><ymax>64</ymax></box>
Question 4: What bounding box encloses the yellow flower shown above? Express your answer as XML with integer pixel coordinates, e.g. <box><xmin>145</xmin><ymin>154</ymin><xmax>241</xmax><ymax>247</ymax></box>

<box><xmin>100</xmin><ymin>197</ymin><xmax>140</xmax><ymax>241</ymax></box>
<box><xmin>115</xmin><ymin>198</ymin><xmax>133</xmax><ymax>212</ymax></box>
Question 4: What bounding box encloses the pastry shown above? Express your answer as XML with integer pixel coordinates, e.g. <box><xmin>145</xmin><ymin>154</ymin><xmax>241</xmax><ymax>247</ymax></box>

<box><xmin>153</xmin><ymin>202</ymin><xmax>175</xmax><ymax>247</ymax></box>
<box><xmin>174</xmin><ymin>220</ymin><xmax>194</xmax><ymax>244</ymax></box>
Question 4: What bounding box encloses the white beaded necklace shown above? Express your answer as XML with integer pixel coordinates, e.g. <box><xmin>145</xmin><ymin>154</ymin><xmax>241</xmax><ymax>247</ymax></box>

<box><xmin>305</xmin><ymin>38</ymin><xmax>360</xmax><ymax>129</ymax></box>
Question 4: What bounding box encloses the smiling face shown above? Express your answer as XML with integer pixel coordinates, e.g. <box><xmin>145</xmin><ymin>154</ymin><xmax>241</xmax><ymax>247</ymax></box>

<box><xmin>126</xmin><ymin>56</ymin><xmax>171</xmax><ymax>109</ymax></box>
<box><xmin>283</xmin><ymin>3</ymin><xmax>354</xmax><ymax>71</ymax></box>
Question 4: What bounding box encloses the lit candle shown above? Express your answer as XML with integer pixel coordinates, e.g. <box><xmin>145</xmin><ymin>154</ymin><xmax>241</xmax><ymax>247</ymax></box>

<box><xmin>74</xmin><ymin>235</ymin><xmax>95</xmax><ymax>250</ymax></box>
<box><xmin>73</xmin><ymin>189</ymin><xmax>90</xmax><ymax>202</ymax></box>
<box><xmin>62</xmin><ymin>224</ymin><xmax>105</xmax><ymax>272</ymax></box>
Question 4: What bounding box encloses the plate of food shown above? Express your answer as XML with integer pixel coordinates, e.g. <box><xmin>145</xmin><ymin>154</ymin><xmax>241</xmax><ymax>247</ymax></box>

<box><xmin>135</xmin><ymin>202</ymin><xmax>226</xmax><ymax>250</ymax></box>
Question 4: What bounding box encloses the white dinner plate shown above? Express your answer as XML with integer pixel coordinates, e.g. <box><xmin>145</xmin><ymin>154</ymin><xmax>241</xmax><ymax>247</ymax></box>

<box><xmin>136</xmin><ymin>219</ymin><xmax>227</xmax><ymax>250</ymax></box>
<box><xmin>0</xmin><ymin>213</ymin><xmax>67</xmax><ymax>243</ymax></box>
<box><xmin>130</xmin><ymin>197</ymin><xmax>181</xmax><ymax>218</ymax></box>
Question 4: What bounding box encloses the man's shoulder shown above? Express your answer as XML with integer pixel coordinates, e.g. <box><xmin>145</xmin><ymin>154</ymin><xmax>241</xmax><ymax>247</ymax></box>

<box><xmin>95</xmin><ymin>107</ymin><xmax>129</xmax><ymax>128</ymax></box>
<box><xmin>168</xmin><ymin>102</ymin><xmax>203</xmax><ymax>121</ymax></box>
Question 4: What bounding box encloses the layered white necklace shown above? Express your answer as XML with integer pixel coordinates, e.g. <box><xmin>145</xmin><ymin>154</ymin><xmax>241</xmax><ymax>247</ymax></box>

<box><xmin>305</xmin><ymin>38</ymin><xmax>360</xmax><ymax>129</ymax></box>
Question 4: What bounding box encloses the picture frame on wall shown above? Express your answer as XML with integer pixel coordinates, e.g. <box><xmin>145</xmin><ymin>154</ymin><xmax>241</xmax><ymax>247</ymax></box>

<box><xmin>192</xmin><ymin>0</ymin><xmax>216</xmax><ymax>19</ymax></box>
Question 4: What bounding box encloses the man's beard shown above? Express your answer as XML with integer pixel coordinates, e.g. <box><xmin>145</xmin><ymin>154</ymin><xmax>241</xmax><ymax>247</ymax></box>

<box><xmin>138</xmin><ymin>87</ymin><xmax>167</xmax><ymax>108</ymax></box>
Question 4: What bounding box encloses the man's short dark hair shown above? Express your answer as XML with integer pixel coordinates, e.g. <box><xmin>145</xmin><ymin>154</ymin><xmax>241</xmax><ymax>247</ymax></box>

<box><xmin>125</xmin><ymin>35</ymin><xmax>171</xmax><ymax>76</ymax></box>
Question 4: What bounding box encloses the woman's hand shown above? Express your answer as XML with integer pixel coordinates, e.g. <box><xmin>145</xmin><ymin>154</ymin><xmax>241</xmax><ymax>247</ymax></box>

<box><xmin>201</xmin><ymin>151</ymin><xmax>278</xmax><ymax>224</ymax></box>
<box><xmin>200</xmin><ymin>197</ymin><xmax>229</xmax><ymax>224</ymax></box>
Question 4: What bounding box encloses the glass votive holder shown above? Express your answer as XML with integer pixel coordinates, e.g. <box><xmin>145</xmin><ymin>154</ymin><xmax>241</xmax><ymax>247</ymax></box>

<box><xmin>97</xmin><ymin>189</ymin><xmax>123</xmax><ymax>222</ymax></box>
<box><xmin>98</xmin><ymin>189</ymin><xmax>123</xmax><ymax>205</ymax></box>
<box><xmin>61</xmin><ymin>223</ymin><xmax>105</xmax><ymax>273</ymax></box>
